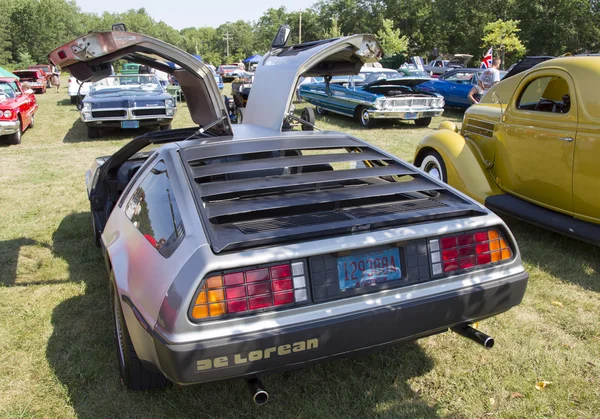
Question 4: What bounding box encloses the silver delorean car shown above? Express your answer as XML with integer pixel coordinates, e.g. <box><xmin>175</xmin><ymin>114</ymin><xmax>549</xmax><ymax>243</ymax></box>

<box><xmin>49</xmin><ymin>25</ymin><xmax>528</xmax><ymax>404</ymax></box>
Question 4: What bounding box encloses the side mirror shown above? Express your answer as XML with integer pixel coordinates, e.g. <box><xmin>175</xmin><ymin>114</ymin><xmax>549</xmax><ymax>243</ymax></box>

<box><xmin>271</xmin><ymin>25</ymin><xmax>291</xmax><ymax>49</ymax></box>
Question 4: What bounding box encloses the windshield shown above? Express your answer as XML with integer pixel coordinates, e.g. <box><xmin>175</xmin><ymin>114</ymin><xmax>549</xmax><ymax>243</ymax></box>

<box><xmin>90</xmin><ymin>75</ymin><xmax>163</xmax><ymax>95</ymax></box>
<box><xmin>0</xmin><ymin>81</ymin><xmax>17</xmax><ymax>98</ymax></box>
<box><xmin>222</xmin><ymin>66</ymin><xmax>238</xmax><ymax>71</ymax></box>
<box><xmin>358</xmin><ymin>71</ymin><xmax>405</xmax><ymax>85</ymax></box>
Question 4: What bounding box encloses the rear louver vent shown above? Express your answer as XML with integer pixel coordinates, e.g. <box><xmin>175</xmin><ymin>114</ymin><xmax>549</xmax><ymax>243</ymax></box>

<box><xmin>180</xmin><ymin>135</ymin><xmax>483</xmax><ymax>253</ymax></box>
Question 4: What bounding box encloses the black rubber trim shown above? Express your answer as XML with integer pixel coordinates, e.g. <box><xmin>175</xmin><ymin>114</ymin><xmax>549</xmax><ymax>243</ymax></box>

<box><xmin>207</xmin><ymin>178</ymin><xmax>444</xmax><ymax>219</ymax></box>
<box><xmin>151</xmin><ymin>270</ymin><xmax>528</xmax><ymax>385</ymax></box>
<box><xmin>199</xmin><ymin>165</ymin><xmax>416</xmax><ymax>199</ymax></box>
<box><xmin>121</xmin><ymin>294</ymin><xmax>167</xmax><ymax>344</ymax></box>
<box><xmin>189</xmin><ymin>149</ymin><xmax>386</xmax><ymax>179</ymax></box>
<box><xmin>485</xmin><ymin>194</ymin><xmax>600</xmax><ymax>246</ymax></box>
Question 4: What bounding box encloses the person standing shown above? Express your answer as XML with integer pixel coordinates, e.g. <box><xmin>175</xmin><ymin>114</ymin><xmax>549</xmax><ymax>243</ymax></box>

<box><xmin>468</xmin><ymin>57</ymin><xmax>501</xmax><ymax>104</ymax></box>
<box><xmin>51</xmin><ymin>65</ymin><xmax>61</xmax><ymax>93</ymax></box>
<box><xmin>479</xmin><ymin>58</ymin><xmax>501</xmax><ymax>90</ymax></box>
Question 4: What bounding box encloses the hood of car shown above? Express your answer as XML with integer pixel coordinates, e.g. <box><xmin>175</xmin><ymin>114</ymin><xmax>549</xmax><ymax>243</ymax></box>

<box><xmin>365</xmin><ymin>77</ymin><xmax>432</xmax><ymax>89</ymax></box>
<box><xmin>48</xmin><ymin>29</ymin><xmax>232</xmax><ymax>135</ymax></box>
<box><xmin>244</xmin><ymin>34</ymin><xmax>383</xmax><ymax>131</ymax></box>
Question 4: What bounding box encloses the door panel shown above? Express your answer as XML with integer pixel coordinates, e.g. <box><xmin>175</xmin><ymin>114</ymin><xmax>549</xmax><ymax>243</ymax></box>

<box><xmin>573</xmin><ymin>123</ymin><xmax>600</xmax><ymax>223</ymax></box>
<box><xmin>496</xmin><ymin>70</ymin><xmax>576</xmax><ymax>214</ymax></box>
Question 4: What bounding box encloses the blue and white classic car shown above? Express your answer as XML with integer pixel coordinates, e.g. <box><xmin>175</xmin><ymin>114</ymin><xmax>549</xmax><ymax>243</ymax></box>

<box><xmin>298</xmin><ymin>67</ymin><xmax>444</xmax><ymax>128</ymax></box>
<box><xmin>80</xmin><ymin>74</ymin><xmax>177</xmax><ymax>138</ymax></box>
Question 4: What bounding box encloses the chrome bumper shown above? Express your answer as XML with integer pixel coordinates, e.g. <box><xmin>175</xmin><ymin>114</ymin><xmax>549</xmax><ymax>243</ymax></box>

<box><xmin>0</xmin><ymin>120</ymin><xmax>20</xmax><ymax>135</ymax></box>
<box><xmin>367</xmin><ymin>108</ymin><xmax>444</xmax><ymax>120</ymax></box>
<box><xmin>80</xmin><ymin>107</ymin><xmax>176</xmax><ymax>123</ymax></box>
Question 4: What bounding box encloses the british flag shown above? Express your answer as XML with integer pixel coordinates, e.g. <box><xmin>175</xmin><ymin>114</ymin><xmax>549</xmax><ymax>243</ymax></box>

<box><xmin>480</xmin><ymin>48</ymin><xmax>493</xmax><ymax>69</ymax></box>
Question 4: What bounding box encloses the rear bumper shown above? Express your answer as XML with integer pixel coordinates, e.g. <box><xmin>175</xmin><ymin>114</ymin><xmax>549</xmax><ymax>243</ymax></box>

<box><xmin>150</xmin><ymin>270</ymin><xmax>528</xmax><ymax>385</ymax></box>
<box><xmin>0</xmin><ymin>120</ymin><xmax>20</xmax><ymax>135</ymax></box>
<box><xmin>368</xmin><ymin>109</ymin><xmax>444</xmax><ymax>119</ymax></box>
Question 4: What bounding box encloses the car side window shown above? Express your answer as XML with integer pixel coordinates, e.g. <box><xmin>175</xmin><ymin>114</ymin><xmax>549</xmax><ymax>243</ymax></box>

<box><xmin>517</xmin><ymin>76</ymin><xmax>571</xmax><ymax>114</ymax></box>
<box><xmin>125</xmin><ymin>160</ymin><xmax>185</xmax><ymax>257</ymax></box>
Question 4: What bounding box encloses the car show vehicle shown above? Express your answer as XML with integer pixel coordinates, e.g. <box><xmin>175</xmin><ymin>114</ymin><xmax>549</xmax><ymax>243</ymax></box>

<box><xmin>0</xmin><ymin>77</ymin><xmax>38</xmax><ymax>145</ymax></box>
<box><xmin>12</xmin><ymin>70</ymin><xmax>47</xmax><ymax>94</ymax></box>
<box><xmin>49</xmin><ymin>25</ymin><xmax>528</xmax><ymax>401</ymax></box>
<box><xmin>217</xmin><ymin>65</ymin><xmax>240</xmax><ymax>81</ymax></box>
<box><xmin>397</xmin><ymin>64</ymin><xmax>431</xmax><ymax>78</ymax></box>
<box><xmin>80</xmin><ymin>74</ymin><xmax>176</xmax><ymax>138</ymax></box>
<box><xmin>120</xmin><ymin>63</ymin><xmax>142</xmax><ymax>74</ymax></box>
<box><xmin>414</xmin><ymin>55</ymin><xmax>600</xmax><ymax>245</ymax></box>
<box><xmin>28</xmin><ymin>64</ymin><xmax>53</xmax><ymax>87</ymax></box>
<box><xmin>299</xmin><ymin>67</ymin><xmax>444</xmax><ymax>128</ymax></box>
<box><xmin>417</xmin><ymin>68</ymin><xmax>507</xmax><ymax>109</ymax></box>
<box><xmin>67</xmin><ymin>76</ymin><xmax>92</xmax><ymax>104</ymax></box>
<box><xmin>423</xmin><ymin>54</ymin><xmax>473</xmax><ymax>76</ymax></box>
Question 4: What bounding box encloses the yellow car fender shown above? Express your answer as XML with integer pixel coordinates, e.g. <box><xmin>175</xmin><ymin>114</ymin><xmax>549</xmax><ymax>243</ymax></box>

<box><xmin>414</xmin><ymin>123</ymin><xmax>502</xmax><ymax>204</ymax></box>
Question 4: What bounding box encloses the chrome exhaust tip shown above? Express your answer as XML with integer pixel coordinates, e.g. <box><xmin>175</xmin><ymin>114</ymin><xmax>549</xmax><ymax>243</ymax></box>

<box><xmin>451</xmin><ymin>324</ymin><xmax>495</xmax><ymax>349</ymax></box>
<box><xmin>247</xmin><ymin>377</ymin><xmax>269</xmax><ymax>405</ymax></box>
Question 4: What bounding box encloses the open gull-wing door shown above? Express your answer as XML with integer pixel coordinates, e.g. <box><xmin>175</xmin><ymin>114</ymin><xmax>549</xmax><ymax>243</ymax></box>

<box><xmin>48</xmin><ymin>27</ymin><xmax>232</xmax><ymax>135</ymax></box>
<box><xmin>244</xmin><ymin>28</ymin><xmax>383</xmax><ymax>131</ymax></box>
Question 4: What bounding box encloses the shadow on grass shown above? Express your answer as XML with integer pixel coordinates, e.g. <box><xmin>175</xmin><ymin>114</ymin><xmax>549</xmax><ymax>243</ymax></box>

<box><xmin>46</xmin><ymin>212</ymin><xmax>441</xmax><ymax>418</ymax></box>
<box><xmin>503</xmin><ymin>216</ymin><xmax>600</xmax><ymax>293</ymax></box>
<box><xmin>56</xmin><ymin>98</ymin><xmax>75</xmax><ymax>106</ymax></box>
<box><xmin>63</xmin><ymin>119</ymin><xmax>158</xmax><ymax>143</ymax></box>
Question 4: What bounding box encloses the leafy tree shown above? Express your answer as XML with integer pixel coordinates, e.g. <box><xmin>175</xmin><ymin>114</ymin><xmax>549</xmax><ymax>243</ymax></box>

<box><xmin>482</xmin><ymin>19</ymin><xmax>526</xmax><ymax>66</ymax></box>
<box><xmin>377</xmin><ymin>19</ymin><xmax>408</xmax><ymax>57</ymax></box>
<box><xmin>14</xmin><ymin>50</ymin><xmax>35</xmax><ymax>68</ymax></box>
<box><xmin>321</xmin><ymin>16</ymin><xmax>344</xmax><ymax>39</ymax></box>
<box><xmin>0</xmin><ymin>9</ymin><xmax>12</xmax><ymax>65</ymax></box>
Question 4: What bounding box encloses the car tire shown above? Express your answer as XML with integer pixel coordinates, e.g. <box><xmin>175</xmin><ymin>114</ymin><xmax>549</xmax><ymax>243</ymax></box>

<box><xmin>110</xmin><ymin>277</ymin><xmax>169</xmax><ymax>391</ymax></box>
<box><xmin>300</xmin><ymin>107</ymin><xmax>315</xmax><ymax>131</ymax></box>
<box><xmin>70</xmin><ymin>96</ymin><xmax>77</xmax><ymax>105</ymax></box>
<box><xmin>315</xmin><ymin>105</ymin><xmax>328</xmax><ymax>116</ymax></box>
<box><xmin>414</xmin><ymin>117</ymin><xmax>432</xmax><ymax>127</ymax></box>
<box><xmin>7</xmin><ymin>119</ymin><xmax>22</xmax><ymax>145</ymax></box>
<box><xmin>160</xmin><ymin>124</ymin><xmax>171</xmax><ymax>131</ymax></box>
<box><xmin>357</xmin><ymin>107</ymin><xmax>376</xmax><ymax>128</ymax></box>
<box><xmin>419</xmin><ymin>150</ymin><xmax>447</xmax><ymax>182</ymax></box>
<box><xmin>87</xmin><ymin>126</ymin><xmax>100</xmax><ymax>139</ymax></box>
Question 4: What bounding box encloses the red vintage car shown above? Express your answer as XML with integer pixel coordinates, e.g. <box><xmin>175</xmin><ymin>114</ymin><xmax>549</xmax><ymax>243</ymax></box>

<box><xmin>28</xmin><ymin>64</ymin><xmax>54</xmax><ymax>88</ymax></box>
<box><xmin>12</xmin><ymin>70</ymin><xmax>47</xmax><ymax>94</ymax></box>
<box><xmin>0</xmin><ymin>77</ymin><xmax>38</xmax><ymax>145</ymax></box>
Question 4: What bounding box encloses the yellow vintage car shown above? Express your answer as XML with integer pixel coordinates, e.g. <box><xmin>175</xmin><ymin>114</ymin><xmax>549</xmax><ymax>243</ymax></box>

<box><xmin>414</xmin><ymin>56</ymin><xmax>600</xmax><ymax>245</ymax></box>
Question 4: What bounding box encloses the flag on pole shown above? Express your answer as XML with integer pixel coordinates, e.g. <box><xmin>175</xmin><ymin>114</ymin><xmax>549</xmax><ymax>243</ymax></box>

<box><xmin>480</xmin><ymin>48</ymin><xmax>493</xmax><ymax>69</ymax></box>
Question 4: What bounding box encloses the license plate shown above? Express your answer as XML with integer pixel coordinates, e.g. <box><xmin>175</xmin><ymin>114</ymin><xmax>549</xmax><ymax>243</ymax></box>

<box><xmin>121</xmin><ymin>120</ymin><xmax>139</xmax><ymax>129</ymax></box>
<box><xmin>337</xmin><ymin>248</ymin><xmax>402</xmax><ymax>290</ymax></box>
<box><xmin>404</xmin><ymin>112</ymin><xmax>418</xmax><ymax>120</ymax></box>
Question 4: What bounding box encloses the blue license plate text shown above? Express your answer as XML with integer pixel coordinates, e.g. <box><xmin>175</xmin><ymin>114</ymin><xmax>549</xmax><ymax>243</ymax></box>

<box><xmin>337</xmin><ymin>248</ymin><xmax>402</xmax><ymax>290</ymax></box>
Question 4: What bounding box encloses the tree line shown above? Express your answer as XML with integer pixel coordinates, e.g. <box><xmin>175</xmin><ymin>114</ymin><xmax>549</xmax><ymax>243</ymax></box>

<box><xmin>1</xmin><ymin>0</ymin><xmax>599</xmax><ymax>70</ymax></box>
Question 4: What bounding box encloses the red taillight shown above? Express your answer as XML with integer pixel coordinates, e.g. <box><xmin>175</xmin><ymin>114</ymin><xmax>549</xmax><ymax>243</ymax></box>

<box><xmin>191</xmin><ymin>262</ymin><xmax>308</xmax><ymax>320</ymax></box>
<box><xmin>430</xmin><ymin>229</ymin><xmax>513</xmax><ymax>276</ymax></box>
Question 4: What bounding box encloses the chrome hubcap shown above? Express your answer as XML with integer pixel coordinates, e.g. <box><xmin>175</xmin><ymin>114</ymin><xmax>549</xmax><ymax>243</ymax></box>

<box><xmin>361</xmin><ymin>111</ymin><xmax>369</xmax><ymax>125</ymax></box>
<box><xmin>424</xmin><ymin>162</ymin><xmax>441</xmax><ymax>180</ymax></box>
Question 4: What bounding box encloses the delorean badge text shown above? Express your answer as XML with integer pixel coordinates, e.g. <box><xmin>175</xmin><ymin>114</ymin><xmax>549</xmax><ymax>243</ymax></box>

<box><xmin>196</xmin><ymin>338</ymin><xmax>319</xmax><ymax>371</ymax></box>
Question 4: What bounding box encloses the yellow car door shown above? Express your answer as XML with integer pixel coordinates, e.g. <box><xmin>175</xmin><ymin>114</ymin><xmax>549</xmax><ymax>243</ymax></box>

<box><xmin>495</xmin><ymin>70</ymin><xmax>576</xmax><ymax>215</ymax></box>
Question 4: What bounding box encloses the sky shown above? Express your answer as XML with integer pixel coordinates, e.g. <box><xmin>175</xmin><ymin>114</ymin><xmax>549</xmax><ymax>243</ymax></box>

<box><xmin>74</xmin><ymin>0</ymin><xmax>314</xmax><ymax>30</ymax></box>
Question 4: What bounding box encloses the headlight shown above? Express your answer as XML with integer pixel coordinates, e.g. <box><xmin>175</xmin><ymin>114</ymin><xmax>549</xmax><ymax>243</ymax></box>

<box><xmin>3</xmin><ymin>110</ymin><xmax>12</xmax><ymax>118</ymax></box>
<box><xmin>165</xmin><ymin>108</ymin><xmax>175</xmax><ymax>116</ymax></box>
<box><xmin>82</xmin><ymin>112</ymin><xmax>92</xmax><ymax>121</ymax></box>
<box><xmin>82</xmin><ymin>102</ymin><xmax>92</xmax><ymax>111</ymax></box>
<box><xmin>165</xmin><ymin>98</ymin><xmax>175</xmax><ymax>107</ymax></box>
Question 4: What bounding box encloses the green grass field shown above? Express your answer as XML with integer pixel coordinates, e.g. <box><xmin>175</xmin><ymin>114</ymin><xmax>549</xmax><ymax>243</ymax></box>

<box><xmin>0</xmin><ymin>79</ymin><xmax>599</xmax><ymax>418</ymax></box>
